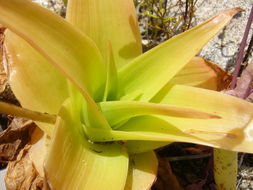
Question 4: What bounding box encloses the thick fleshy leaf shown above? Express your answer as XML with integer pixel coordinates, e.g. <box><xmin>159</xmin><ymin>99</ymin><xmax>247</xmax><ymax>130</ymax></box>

<box><xmin>45</xmin><ymin>101</ymin><xmax>129</xmax><ymax>190</ymax></box>
<box><xmin>103</xmin><ymin>44</ymin><xmax>118</xmax><ymax>101</ymax></box>
<box><xmin>84</xmin><ymin>116</ymin><xmax>212</xmax><ymax>143</ymax></box>
<box><xmin>124</xmin><ymin>151</ymin><xmax>158</xmax><ymax>190</ymax></box>
<box><xmin>214</xmin><ymin>149</ymin><xmax>237</xmax><ymax>190</ymax></box>
<box><xmin>87</xmin><ymin>94</ymin><xmax>253</xmax><ymax>153</ymax></box>
<box><xmin>150</xmin><ymin>84</ymin><xmax>253</xmax><ymax>153</ymax></box>
<box><xmin>0</xmin><ymin>0</ymin><xmax>111</xmax><ymax>130</ymax></box>
<box><xmin>5</xmin><ymin>31</ymin><xmax>68</xmax><ymax>114</ymax></box>
<box><xmin>99</xmin><ymin>101</ymin><xmax>219</xmax><ymax>127</ymax></box>
<box><xmin>28</xmin><ymin>127</ymin><xmax>47</xmax><ymax>177</ymax></box>
<box><xmin>66</xmin><ymin>0</ymin><xmax>142</xmax><ymax>68</ymax></box>
<box><xmin>170</xmin><ymin>57</ymin><xmax>231</xmax><ymax>90</ymax></box>
<box><xmin>118</xmin><ymin>8</ymin><xmax>241</xmax><ymax>101</ymax></box>
<box><xmin>125</xmin><ymin>141</ymin><xmax>171</xmax><ymax>154</ymax></box>
<box><xmin>0</xmin><ymin>0</ymin><xmax>106</xmax><ymax>100</ymax></box>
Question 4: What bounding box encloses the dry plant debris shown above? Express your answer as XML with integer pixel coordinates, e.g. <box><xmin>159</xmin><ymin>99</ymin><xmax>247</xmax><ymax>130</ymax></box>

<box><xmin>0</xmin><ymin>119</ymin><xmax>35</xmax><ymax>168</ymax></box>
<box><xmin>152</xmin><ymin>157</ymin><xmax>184</xmax><ymax>190</ymax></box>
<box><xmin>135</xmin><ymin>0</ymin><xmax>198</xmax><ymax>50</ymax></box>
<box><xmin>0</xmin><ymin>27</ymin><xmax>7</xmax><ymax>94</ymax></box>
<box><xmin>5</xmin><ymin>145</ymin><xmax>45</xmax><ymax>190</ymax></box>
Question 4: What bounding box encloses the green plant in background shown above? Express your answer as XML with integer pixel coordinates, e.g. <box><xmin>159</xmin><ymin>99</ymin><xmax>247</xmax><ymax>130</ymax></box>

<box><xmin>135</xmin><ymin>0</ymin><xmax>198</xmax><ymax>49</ymax></box>
<box><xmin>0</xmin><ymin>0</ymin><xmax>252</xmax><ymax>189</ymax></box>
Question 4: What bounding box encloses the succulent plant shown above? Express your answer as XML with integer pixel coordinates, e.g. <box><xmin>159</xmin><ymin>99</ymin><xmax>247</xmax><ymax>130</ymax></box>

<box><xmin>0</xmin><ymin>0</ymin><xmax>252</xmax><ymax>189</ymax></box>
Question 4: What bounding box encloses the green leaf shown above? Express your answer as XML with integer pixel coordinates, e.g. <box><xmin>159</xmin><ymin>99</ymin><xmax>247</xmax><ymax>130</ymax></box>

<box><xmin>214</xmin><ymin>149</ymin><xmax>237</xmax><ymax>190</ymax></box>
<box><xmin>118</xmin><ymin>8</ymin><xmax>241</xmax><ymax>101</ymax></box>
<box><xmin>83</xmin><ymin>115</ymin><xmax>206</xmax><ymax>143</ymax></box>
<box><xmin>66</xmin><ymin>0</ymin><xmax>142</xmax><ymax>68</ymax></box>
<box><xmin>4</xmin><ymin>31</ymin><xmax>68</xmax><ymax>135</ymax></box>
<box><xmin>85</xmin><ymin>101</ymin><xmax>253</xmax><ymax>153</ymax></box>
<box><xmin>103</xmin><ymin>43</ymin><xmax>118</xmax><ymax>101</ymax></box>
<box><xmin>151</xmin><ymin>84</ymin><xmax>253</xmax><ymax>153</ymax></box>
<box><xmin>170</xmin><ymin>57</ymin><xmax>229</xmax><ymax>90</ymax></box>
<box><xmin>5</xmin><ymin>31</ymin><xmax>68</xmax><ymax>115</ymax></box>
<box><xmin>124</xmin><ymin>151</ymin><xmax>158</xmax><ymax>190</ymax></box>
<box><xmin>28</xmin><ymin>128</ymin><xmax>48</xmax><ymax>177</ymax></box>
<box><xmin>0</xmin><ymin>0</ymin><xmax>106</xmax><ymax>101</ymax></box>
<box><xmin>45</xmin><ymin>100</ymin><xmax>129</xmax><ymax>190</ymax></box>
<box><xmin>99</xmin><ymin>101</ymin><xmax>220</xmax><ymax>128</ymax></box>
<box><xmin>125</xmin><ymin>141</ymin><xmax>171</xmax><ymax>154</ymax></box>
<box><xmin>120</xmin><ymin>91</ymin><xmax>143</xmax><ymax>101</ymax></box>
<box><xmin>1</xmin><ymin>0</ymin><xmax>111</xmax><ymax>130</ymax></box>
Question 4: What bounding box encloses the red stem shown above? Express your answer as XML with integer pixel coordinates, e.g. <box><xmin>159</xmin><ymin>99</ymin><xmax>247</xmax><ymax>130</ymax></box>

<box><xmin>231</xmin><ymin>5</ymin><xmax>253</xmax><ymax>89</ymax></box>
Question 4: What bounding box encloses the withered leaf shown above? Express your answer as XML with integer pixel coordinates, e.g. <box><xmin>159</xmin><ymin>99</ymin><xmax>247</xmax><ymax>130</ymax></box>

<box><xmin>152</xmin><ymin>157</ymin><xmax>184</xmax><ymax>190</ymax></box>
<box><xmin>0</xmin><ymin>118</ymin><xmax>35</xmax><ymax>167</ymax></box>
<box><xmin>203</xmin><ymin>59</ymin><xmax>232</xmax><ymax>91</ymax></box>
<box><xmin>5</xmin><ymin>145</ymin><xmax>46</xmax><ymax>190</ymax></box>
<box><xmin>0</xmin><ymin>27</ymin><xmax>7</xmax><ymax>94</ymax></box>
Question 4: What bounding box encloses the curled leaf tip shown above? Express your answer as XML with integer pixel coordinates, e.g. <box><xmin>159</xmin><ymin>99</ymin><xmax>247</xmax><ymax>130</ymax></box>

<box><xmin>225</xmin><ymin>7</ymin><xmax>244</xmax><ymax>16</ymax></box>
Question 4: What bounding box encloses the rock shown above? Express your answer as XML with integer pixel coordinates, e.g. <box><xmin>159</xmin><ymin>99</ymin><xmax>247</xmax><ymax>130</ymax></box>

<box><xmin>0</xmin><ymin>169</ymin><xmax>6</xmax><ymax>190</ymax></box>
<box><xmin>32</xmin><ymin>0</ymin><xmax>66</xmax><ymax>16</ymax></box>
<box><xmin>195</xmin><ymin>0</ymin><xmax>253</xmax><ymax>70</ymax></box>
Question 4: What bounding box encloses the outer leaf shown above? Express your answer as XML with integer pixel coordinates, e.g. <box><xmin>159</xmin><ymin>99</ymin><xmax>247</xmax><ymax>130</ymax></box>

<box><xmin>99</xmin><ymin>101</ymin><xmax>219</xmax><ymax>127</ymax></box>
<box><xmin>85</xmin><ymin>116</ymin><xmax>213</xmax><ymax>143</ymax></box>
<box><xmin>103</xmin><ymin>43</ymin><xmax>118</xmax><ymax>101</ymax></box>
<box><xmin>0</xmin><ymin>0</ymin><xmax>106</xmax><ymax>100</ymax></box>
<box><xmin>170</xmin><ymin>57</ymin><xmax>231</xmax><ymax>90</ymax></box>
<box><xmin>5</xmin><ymin>31</ymin><xmax>68</xmax><ymax>114</ymax></box>
<box><xmin>66</xmin><ymin>0</ymin><xmax>142</xmax><ymax>68</ymax></box>
<box><xmin>45</xmin><ymin>101</ymin><xmax>129</xmax><ymax>190</ymax></box>
<box><xmin>86</xmin><ymin>98</ymin><xmax>253</xmax><ymax>153</ymax></box>
<box><xmin>151</xmin><ymin>84</ymin><xmax>253</xmax><ymax>153</ymax></box>
<box><xmin>124</xmin><ymin>151</ymin><xmax>158</xmax><ymax>190</ymax></box>
<box><xmin>0</xmin><ymin>0</ymin><xmax>111</xmax><ymax>130</ymax></box>
<box><xmin>214</xmin><ymin>149</ymin><xmax>237</xmax><ymax>190</ymax></box>
<box><xmin>28</xmin><ymin>128</ymin><xmax>47</xmax><ymax>178</ymax></box>
<box><xmin>118</xmin><ymin>8</ymin><xmax>241</xmax><ymax>101</ymax></box>
<box><xmin>4</xmin><ymin>31</ymin><xmax>67</xmax><ymax>135</ymax></box>
<box><xmin>125</xmin><ymin>141</ymin><xmax>170</xmax><ymax>154</ymax></box>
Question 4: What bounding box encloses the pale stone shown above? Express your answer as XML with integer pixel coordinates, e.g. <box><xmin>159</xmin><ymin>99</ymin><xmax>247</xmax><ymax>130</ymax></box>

<box><xmin>195</xmin><ymin>0</ymin><xmax>253</xmax><ymax>70</ymax></box>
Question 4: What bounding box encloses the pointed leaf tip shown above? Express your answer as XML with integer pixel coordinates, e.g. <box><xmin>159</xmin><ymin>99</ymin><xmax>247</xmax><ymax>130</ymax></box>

<box><xmin>119</xmin><ymin>8</ymin><xmax>243</xmax><ymax>101</ymax></box>
<box><xmin>225</xmin><ymin>7</ymin><xmax>244</xmax><ymax>16</ymax></box>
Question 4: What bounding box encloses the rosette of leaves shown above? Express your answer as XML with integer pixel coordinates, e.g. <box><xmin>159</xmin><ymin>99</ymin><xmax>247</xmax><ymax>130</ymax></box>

<box><xmin>0</xmin><ymin>0</ymin><xmax>252</xmax><ymax>189</ymax></box>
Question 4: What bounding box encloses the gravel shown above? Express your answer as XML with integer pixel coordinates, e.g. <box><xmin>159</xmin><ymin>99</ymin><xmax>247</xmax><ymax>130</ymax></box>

<box><xmin>195</xmin><ymin>0</ymin><xmax>253</xmax><ymax>70</ymax></box>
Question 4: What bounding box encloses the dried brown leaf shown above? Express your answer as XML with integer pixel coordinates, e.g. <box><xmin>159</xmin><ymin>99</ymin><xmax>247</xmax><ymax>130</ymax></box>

<box><xmin>0</xmin><ymin>118</ymin><xmax>35</xmax><ymax>167</ymax></box>
<box><xmin>0</xmin><ymin>27</ymin><xmax>7</xmax><ymax>94</ymax></box>
<box><xmin>171</xmin><ymin>57</ymin><xmax>232</xmax><ymax>91</ymax></box>
<box><xmin>5</xmin><ymin>145</ymin><xmax>46</xmax><ymax>190</ymax></box>
<box><xmin>152</xmin><ymin>157</ymin><xmax>184</xmax><ymax>190</ymax></box>
<box><xmin>203</xmin><ymin>59</ymin><xmax>232</xmax><ymax>91</ymax></box>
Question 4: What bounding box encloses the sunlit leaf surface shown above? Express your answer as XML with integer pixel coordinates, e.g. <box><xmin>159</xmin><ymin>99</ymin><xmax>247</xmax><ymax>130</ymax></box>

<box><xmin>119</xmin><ymin>8</ymin><xmax>240</xmax><ymax>101</ymax></box>
<box><xmin>45</xmin><ymin>101</ymin><xmax>129</xmax><ymax>190</ymax></box>
<box><xmin>124</xmin><ymin>151</ymin><xmax>157</xmax><ymax>190</ymax></box>
<box><xmin>66</xmin><ymin>0</ymin><xmax>142</xmax><ymax>68</ymax></box>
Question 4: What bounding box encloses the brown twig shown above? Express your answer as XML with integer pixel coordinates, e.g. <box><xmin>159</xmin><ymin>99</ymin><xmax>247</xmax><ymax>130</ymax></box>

<box><xmin>166</xmin><ymin>153</ymin><xmax>212</xmax><ymax>162</ymax></box>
